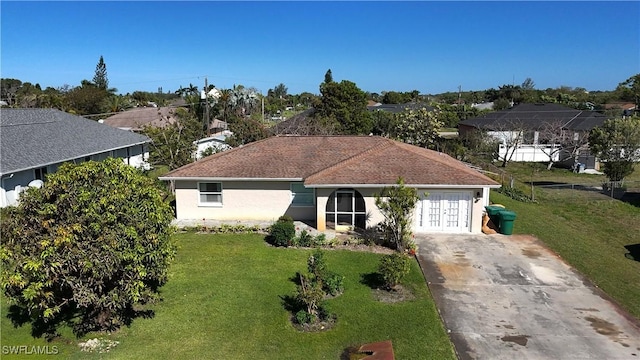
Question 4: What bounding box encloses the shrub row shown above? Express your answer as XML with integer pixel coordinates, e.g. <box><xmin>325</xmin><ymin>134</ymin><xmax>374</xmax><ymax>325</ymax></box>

<box><xmin>496</xmin><ymin>186</ymin><xmax>537</xmax><ymax>203</ymax></box>
<box><xmin>182</xmin><ymin>224</ymin><xmax>268</xmax><ymax>234</ymax></box>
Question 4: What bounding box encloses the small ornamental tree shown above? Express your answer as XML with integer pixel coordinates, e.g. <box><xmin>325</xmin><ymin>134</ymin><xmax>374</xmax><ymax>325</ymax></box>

<box><xmin>0</xmin><ymin>158</ymin><xmax>176</xmax><ymax>337</ymax></box>
<box><xmin>589</xmin><ymin>116</ymin><xmax>640</xmax><ymax>183</ymax></box>
<box><xmin>375</xmin><ymin>177</ymin><xmax>420</xmax><ymax>251</ymax></box>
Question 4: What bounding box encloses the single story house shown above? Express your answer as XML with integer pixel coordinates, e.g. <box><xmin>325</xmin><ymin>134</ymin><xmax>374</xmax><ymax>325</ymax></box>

<box><xmin>160</xmin><ymin>136</ymin><xmax>500</xmax><ymax>234</ymax></box>
<box><xmin>194</xmin><ymin>130</ymin><xmax>233</xmax><ymax>159</ymax></box>
<box><xmin>101</xmin><ymin>106</ymin><xmax>178</xmax><ymax>132</ymax></box>
<box><xmin>0</xmin><ymin>108</ymin><xmax>150</xmax><ymax>207</ymax></box>
<box><xmin>458</xmin><ymin>103</ymin><xmax>609</xmax><ymax>168</ymax></box>
<box><xmin>102</xmin><ymin>106</ymin><xmax>228</xmax><ymax>134</ymax></box>
<box><xmin>367</xmin><ymin>102</ymin><xmax>434</xmax><ymax>114</ymax></box>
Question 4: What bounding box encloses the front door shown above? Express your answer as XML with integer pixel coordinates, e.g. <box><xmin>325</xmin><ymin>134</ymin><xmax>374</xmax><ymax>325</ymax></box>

<box><xmin>416</xmin><ymin>191</ymin><xmax>472</xmax><ymax>233</ymax></box>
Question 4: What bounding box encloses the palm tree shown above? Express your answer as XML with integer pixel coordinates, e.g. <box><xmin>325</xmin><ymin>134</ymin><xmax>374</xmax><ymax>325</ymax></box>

<box><xmin>219</xmin><ymin>89</ymin><xmax>232</xmax><ymax>122</ymax></box>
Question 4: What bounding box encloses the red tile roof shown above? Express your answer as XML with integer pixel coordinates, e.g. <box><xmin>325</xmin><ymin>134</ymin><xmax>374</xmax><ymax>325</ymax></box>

<box><xmin>161</xmin><ymin>136</ymin><xmax>498</xmax><ymax>187</ymax></box>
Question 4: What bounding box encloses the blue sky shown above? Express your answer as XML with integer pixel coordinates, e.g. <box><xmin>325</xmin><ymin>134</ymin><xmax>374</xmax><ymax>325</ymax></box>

<box><xmin>1</xmin><ymin>1</ymin><xmax>639</xmax><ymax>95</ymax></box>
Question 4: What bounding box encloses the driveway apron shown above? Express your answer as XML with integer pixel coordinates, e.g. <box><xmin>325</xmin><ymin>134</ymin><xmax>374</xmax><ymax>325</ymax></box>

<box><xmin>415</xmin><ymin>233</ymin><xmax>640</xmax><ymax>360</ymax></box>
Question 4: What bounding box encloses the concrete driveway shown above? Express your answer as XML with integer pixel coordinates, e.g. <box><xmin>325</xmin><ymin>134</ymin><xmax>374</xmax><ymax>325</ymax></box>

<box><xmin>415</xmin><ymin>233</ymin><xmax>640</xmax><ymax>360</ymax></box>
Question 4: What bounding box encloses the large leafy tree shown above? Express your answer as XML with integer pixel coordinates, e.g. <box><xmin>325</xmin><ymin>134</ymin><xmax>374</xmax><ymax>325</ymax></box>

<box><xmin>389</xmin><ymin>108</ymin><xmax>443</xmax><ymax>149</ymax></box>
<box><xmin>589</xmin><ymin>116</ymin><xmax>640</xmax><ymax>182</ymax></box>
<box><xmin>0</xmin><ymin>158</ymin><xmax>176</xmax><ymax>337</ymax></box>
<box><xmin>143</xmin><ymin>108</ymin><xmax>202</xmax><ymax>170</ymax></box>
<box><xmin>616</xmin><ymin>73</ymin><xmax>640</xmax><ymax>109</ymax></box>
<box><xmin>65</xmin><ymin>80</ymin><xmax>109</xmax><ymax>115</ymax></box>
<box><xmin>0</xmin><ymin>78</ymin><xmax>23</xmax><ymax>106</ymax></box>
<box><xmin>316</xmin><ymin>70</ymin><xmax>372</xmax><ymax>135</ymax></box>
<box><xmin>226</xmin><ymin>117</ymin><xmax>269</xmax><ymax>147</ymax></box>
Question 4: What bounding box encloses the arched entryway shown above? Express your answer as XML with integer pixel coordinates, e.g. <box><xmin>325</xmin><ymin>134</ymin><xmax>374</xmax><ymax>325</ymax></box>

<box><xmin>325</xmin><ymin>189</ymin><xmax>366</xmax><ymax>231</ymax></box>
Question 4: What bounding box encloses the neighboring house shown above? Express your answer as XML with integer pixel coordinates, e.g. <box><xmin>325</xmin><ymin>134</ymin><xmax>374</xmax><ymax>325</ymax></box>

<box><xmin>103</xmin><ymin>106</ymin><xmax>229</xmax><ymax>134</ymax></box>
<box><xmin>458</xmin><ymin>103</ymin><xmax>609</xmax><ymax>168</ymax></box>
<box><xmin>160</xmin><ymin>136</ymin><xmax>500</xmax><ymax>234</ymax></box>
<box><xmin>604</xmin><ymin>103</ymin><xmax>637</xmax><ymax>117</ymax></box>
<box><xmin>101</xmin><ymin>106</ymin><xmax>178</xmax><ymax>132</ymax></box>
<box><xmin>271</xmin><ymin>108</ymin><xmax>317</xmax><ymax>135</ymax></box>
<box><xmin>0</xmin><ymin>108</ymin><xmax>151</xmax><ymax>207</ymax></box>
<box><xmin>367</xmin><ymin>102</ymin><xmax>434</xmax><ymax>113</ymax></box>
<box><xmin>194</xmin><ymin>130</ymin><xmax>233</xmax><ymax>159</ymax></box>
<box><xmin>471</xmin><ymin>102</ymin><xmax>494</xmax><ymax>111</ymax></box>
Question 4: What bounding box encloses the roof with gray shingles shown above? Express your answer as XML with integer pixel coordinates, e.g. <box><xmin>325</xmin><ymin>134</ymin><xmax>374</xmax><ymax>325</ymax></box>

<box><xmin>458</xmin><ymin>103</ymin><xmax>609</xmax><ymax>131</ymax></box>
<box><xmin>0</xmin><ymin>108</ymin><xmax>150</xmax><ymax>175</ymax></box>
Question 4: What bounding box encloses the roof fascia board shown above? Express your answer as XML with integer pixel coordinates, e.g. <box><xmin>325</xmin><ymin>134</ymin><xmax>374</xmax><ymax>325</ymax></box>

<box><xmin>1</xmin><ymin>141</ymin><xmax>150</xmax><ymax>176</ymax></box>
<box><xmin>307</xmin><ymin>184</ymin><xmax>501</xmax><ymax>189</ymax></box>
<box><xmin>159</xmin><ymin>177</ymin><xmax>303</xmax><ymax>182</ymax></box>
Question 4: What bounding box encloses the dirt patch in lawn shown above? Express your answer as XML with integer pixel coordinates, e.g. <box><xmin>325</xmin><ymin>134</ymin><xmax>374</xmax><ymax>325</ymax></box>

<box><xmin>372</xmin><ymin>285</ymin><xmax>416</xmax><ymax>303</ymax></box>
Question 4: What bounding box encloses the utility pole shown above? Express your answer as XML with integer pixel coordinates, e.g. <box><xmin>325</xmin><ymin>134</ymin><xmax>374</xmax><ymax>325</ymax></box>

<box><xmin>204</xmin><ymin>77</ymin><xmax>210</xmax><ymax>137</ymax></box>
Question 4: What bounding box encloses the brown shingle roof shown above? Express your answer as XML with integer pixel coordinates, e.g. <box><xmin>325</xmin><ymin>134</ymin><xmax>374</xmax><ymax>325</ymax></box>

<box><xmin>161</xmin><ymin>136</ymin><xmax>498</xmax><ymax>186</ymax></box>
<box><xmin>102</xmin><ymin>107</ymin><xmax>177</xmax><ymax>131</ymax></box>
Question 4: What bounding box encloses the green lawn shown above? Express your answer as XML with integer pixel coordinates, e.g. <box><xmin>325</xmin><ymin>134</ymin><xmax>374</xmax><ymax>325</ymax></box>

<box><xmin>1</xmin><ymin>234</ymin><xmax>455</xmax><ymax>359</ymax></box>
<box><xmin>491</xmin><ymin>187</ymin><xmax>640</xmax><ymax>319</ymax></box>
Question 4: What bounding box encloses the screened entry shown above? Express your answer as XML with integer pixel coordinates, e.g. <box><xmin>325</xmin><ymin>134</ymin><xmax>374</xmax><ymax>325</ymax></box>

<box><xmin>325</xmin><ymin>189</ymin><xmax>367</xmax><ymax>231</ymax></box>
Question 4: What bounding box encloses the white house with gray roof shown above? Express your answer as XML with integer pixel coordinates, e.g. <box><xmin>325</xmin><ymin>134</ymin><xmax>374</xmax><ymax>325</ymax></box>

<box><xmin>0</xmin><ymin>109</ymin><xmax>151</xmax><ymax>207</ymax></box>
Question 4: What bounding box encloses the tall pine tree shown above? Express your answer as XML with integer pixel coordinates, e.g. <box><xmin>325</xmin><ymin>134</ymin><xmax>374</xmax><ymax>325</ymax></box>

<box><xmin>93</xmin><ymin>56</ymin><xmax>108</xmax><ymax>90</ymax></box>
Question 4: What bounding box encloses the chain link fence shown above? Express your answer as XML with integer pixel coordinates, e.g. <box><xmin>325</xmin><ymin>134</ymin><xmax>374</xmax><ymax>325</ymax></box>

<box><xmin>466</xmin><ymin>160</ymin><xmax>640</xmax><ymax>206</ymax></box>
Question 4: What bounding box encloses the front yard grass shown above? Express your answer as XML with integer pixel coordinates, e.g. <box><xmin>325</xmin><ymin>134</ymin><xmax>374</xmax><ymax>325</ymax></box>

<box><xmin>1</xmin><ymin>233</ymin><xmax>455</xmax><ymax>359</ymax></box>
<box><xmin>491</xmin><ymin>188</ymin><xmax>640</xmax><ymax>319</ymax></box>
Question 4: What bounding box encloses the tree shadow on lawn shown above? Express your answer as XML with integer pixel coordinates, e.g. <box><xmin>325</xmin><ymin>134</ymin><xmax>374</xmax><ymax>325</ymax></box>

<box><xmin>624</xmin><ymin>244</ymin><xmax>640</xmax><ymax>262</ymax></box>
<box><xmin>279</xmin><ymin>294</ymin><xmax>303</xmax><ymax>315</ymax></box>
<box><xmin>6</xmin><ymin>304</ymin><xmax>155</xmax><ymax>340</ymax></box>
<box><xmin>360</xmin><ymin>272</ymin><xmax>384</xmax><ymax>290</ymax></box>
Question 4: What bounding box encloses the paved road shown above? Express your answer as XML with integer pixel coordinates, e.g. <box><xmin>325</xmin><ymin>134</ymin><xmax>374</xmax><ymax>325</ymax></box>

<box><xmin>415</xmin><ymin>233</ymin><xmax>640</xmax><ymax>360</ymax></box>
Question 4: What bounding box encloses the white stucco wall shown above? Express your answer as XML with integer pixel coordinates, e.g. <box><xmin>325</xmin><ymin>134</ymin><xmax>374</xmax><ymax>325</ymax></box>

<box><xmin>173</xmin><ymin>181</ymin><xmax>491</xmax><ymax>234</ymax></box>
<box><xmin>174</xmin><ymin>180</ymin><xmax>315</xmax><ymax>221</ymax></box>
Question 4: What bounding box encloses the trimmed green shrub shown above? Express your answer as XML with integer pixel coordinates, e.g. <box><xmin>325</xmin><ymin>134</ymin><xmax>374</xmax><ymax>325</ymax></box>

<box><xmin>295</xmin><ymin>310</ymin><xmax>314</xmax><ymax>325</ymax></box>
<box><xmin>297</xmin><ymin>230</ymin><xmax>313</xmax><ymax>247</ymax></box>
<box><xmin>267</xmin><ymin>217</ymin><xmax>295</xmax><ymax>247</ymax></box>
<box><xmin>311</xmin><ymin>233</ymin><xmax>327</xmax><ymax>247</ymax></box>
<box><xmin>378</xmin><ymin>253</ymin><xmax>411</xmax><ymax>290</ymax></box>
<box><xmin>322</xmin><ymin>272</ymin><xmax>345</xmax><ymax>296</ymax></box>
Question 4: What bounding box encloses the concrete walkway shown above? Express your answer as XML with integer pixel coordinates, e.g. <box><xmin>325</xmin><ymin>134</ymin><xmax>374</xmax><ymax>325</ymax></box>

<box><xmin>414</xmin><ymin>233</ymin><xmax>640</xmax><ymax>360</ymax></box>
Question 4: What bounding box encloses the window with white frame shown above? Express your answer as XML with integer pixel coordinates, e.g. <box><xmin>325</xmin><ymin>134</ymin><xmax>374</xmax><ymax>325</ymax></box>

<box><xmin>199</xmin><ymin>182</ymin><xmax>222</xmax><ymax>206</ymax></box>
<box><xmin>290</xmin><ymin>182</ymin><xmax>314</xmax><ymax>206</ymax></box>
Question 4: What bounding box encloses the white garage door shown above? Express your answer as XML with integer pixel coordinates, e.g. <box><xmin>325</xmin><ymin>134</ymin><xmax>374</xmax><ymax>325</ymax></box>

<box><xmin>415</xmin><ymin>191</ymin><xmax>472</xmax><ymax>233</ymax></box>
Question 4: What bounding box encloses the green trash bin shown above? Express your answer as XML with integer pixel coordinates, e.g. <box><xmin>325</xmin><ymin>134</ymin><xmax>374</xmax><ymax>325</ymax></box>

<box><xmin>485</xmin><ymin>206</ymin><xmax>504</xmax><ymax>228</ymax></box>
<box><xmin>498</xmin><ymin>210</ymin><xmax>517</xmax><ymax>235</ymax></box>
